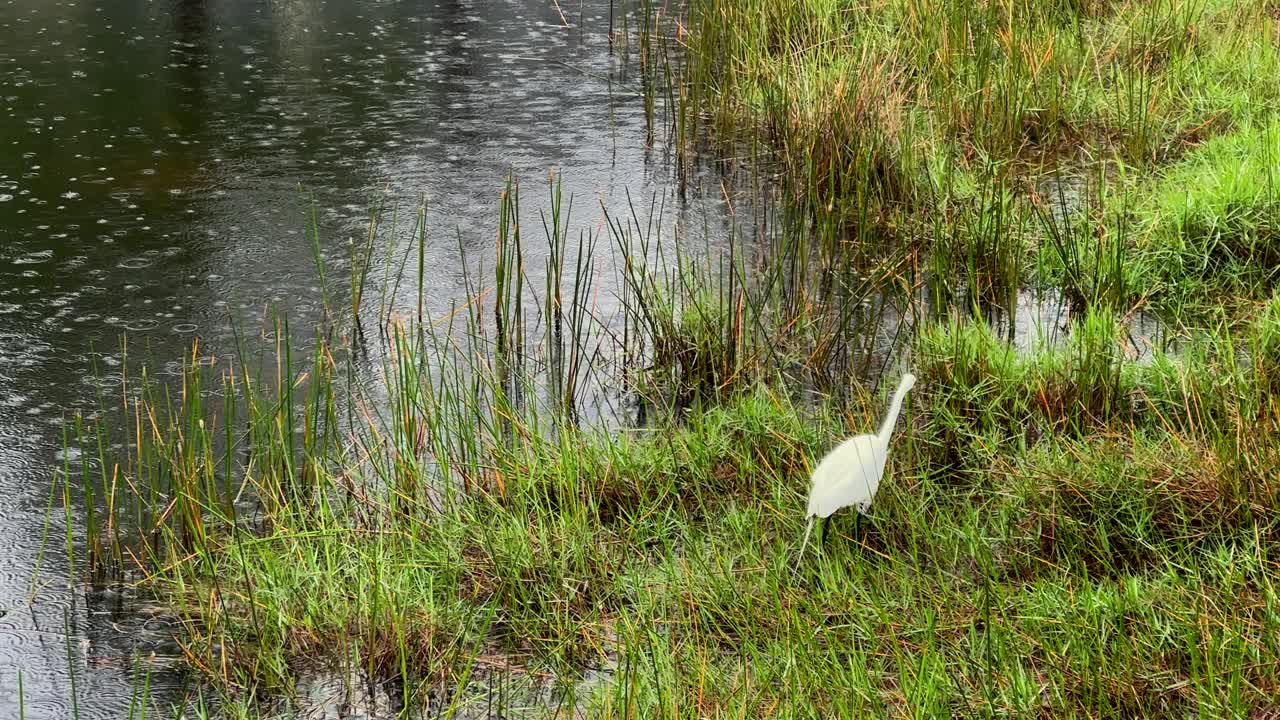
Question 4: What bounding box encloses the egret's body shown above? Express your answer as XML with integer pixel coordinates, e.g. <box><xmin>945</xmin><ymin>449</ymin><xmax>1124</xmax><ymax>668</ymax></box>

<box><xmin>797</xmin><ymin>372</ymin><xmax>916</xmax><ymax>566</ymax></box>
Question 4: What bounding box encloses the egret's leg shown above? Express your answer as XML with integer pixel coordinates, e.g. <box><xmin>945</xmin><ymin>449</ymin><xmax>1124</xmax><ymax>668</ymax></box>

<box><xmin>795</xmin><ymin>517</ymin><xmax>815</xmax><ymax>573</ymax></box>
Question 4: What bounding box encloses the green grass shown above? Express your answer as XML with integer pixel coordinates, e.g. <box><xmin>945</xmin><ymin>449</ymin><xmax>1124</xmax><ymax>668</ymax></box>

<box><xmin>62</xmin><ymin>191</ymin><xmax>1280</xmax><ymax>715</ymax></box>
<box><xmin>46</xmin><ymin>4</ymin><xmax>1280</xmax><ymax>713</ymax></box>
<box><xmin>635</xmin><ymin>0</ymin><xmax>1280</xmax><ymax>314</ymax></box>
<box><xmin>82</xmin><ymin>307</ymin><xmax>1280</xmax><ymax>717</ymax></box>
<box><xmin>1138</xmin><ymin>123</ymin><xmax>1280</xmax><ymax>303</ymax></box>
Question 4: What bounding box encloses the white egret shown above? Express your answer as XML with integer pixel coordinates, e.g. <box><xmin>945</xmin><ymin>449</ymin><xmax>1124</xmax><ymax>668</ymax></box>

<box><xmin>796</xmin><ymin>372</ymin><xmax>916</xmax><ymax>567</ymax></box>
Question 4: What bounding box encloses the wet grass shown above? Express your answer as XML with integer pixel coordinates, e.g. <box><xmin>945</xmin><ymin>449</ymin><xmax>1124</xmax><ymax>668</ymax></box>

<box><xmin>1138</xmin><ymin>123</ymin><xmax>1280</xmax><ymax>308</ymax></box>
<box><xmin>49</xmin><ymin>172</ymin><xmax>1280</xmax><ymax>717</ymax></box>
<box><xmin>633</xmin><ymin>0</ymin><xmax>1280</xmax><ymax>315</ymax></box>
<box><xmin>37</xmin><ymin>3</ymin><xmax>1280</xmax><ymax>714</ymax></box>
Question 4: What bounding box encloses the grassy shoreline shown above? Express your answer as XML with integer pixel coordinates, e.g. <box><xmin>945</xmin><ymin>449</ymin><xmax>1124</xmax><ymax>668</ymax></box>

<box><xmin>91</xmin><ymin>314</ymin><xmax>1280</xmax><ymax>715</ymax></box>
<box><xmin>68</xmin><ymin>208</ymin><xmax>1280</xmax><ymax>716</ymax></box>
<box><xmin>649</xmin><ymin>0</ymin><xmax>1280</xmax><ymax>317</ymax></box>
<box><xmin>55</xmin><ymin>0</ymin><xmax>1280</xmax><ymax>716</ymax></box>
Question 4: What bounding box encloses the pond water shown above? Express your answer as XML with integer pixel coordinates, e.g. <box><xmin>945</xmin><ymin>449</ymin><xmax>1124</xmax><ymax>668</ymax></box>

<box><xmin>0</xmin><ymin>0</ymin><xmax>737</xmax><ymax>716</ymax></box>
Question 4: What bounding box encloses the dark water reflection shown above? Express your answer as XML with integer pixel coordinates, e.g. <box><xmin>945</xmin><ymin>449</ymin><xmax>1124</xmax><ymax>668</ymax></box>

<box><xmin>0</xmin><ymin>0</ymin><xmax>735</xmax><ymax>716</ymax></box>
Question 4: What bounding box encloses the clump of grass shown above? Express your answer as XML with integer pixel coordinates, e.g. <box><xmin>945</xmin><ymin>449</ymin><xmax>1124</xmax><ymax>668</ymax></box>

<box><xmin>915</xmin><ymin>307</ymin><xmax>1128</xmax><ymax>456</ymax></box>
<box><xmin>636</xmin><ymin>0</ymin><xmax>1280</xmax><ymax>318</ymax></box>
<box><xmin>927</xmin><ymin>162</ymin><xmax>1027</xmax><ymax>309</ymax></box>
<box><xmin>679</xmin><ymin>0</ymin><xmax>919</xmax><ymax>226</ymax></box>
<box><xmin>1140</xmin><ymin>124</ymin><xmax>1280</xmax><ymax>300</ymax></box>
<box><xmin>1009</xmin><ymin>434</ymin><xmax>1253</xmax><ymax>578</ymax></box>
<box><xmin>609</xmin><ymin>197</ymin><xmax>914</xmax><ymax>411</ymax></box>
<box><xmin>665</xmin><ymin>0</ymin><xmax>1278</xmax><ymax>181</ymax></box>
<box><xmin>1030</xmin><ymin>166</ymin><xmax>1143</xmax><ymax>311</ymax></box>
<box><xmin>916</xmin><ymin>303</ymin><xmax>1280</xmax><ymax>507</ymax></box>
<box><xmin>760</xmin><ymin>47</ymin><xmax>914</xmax><ymax>218</ymax></box>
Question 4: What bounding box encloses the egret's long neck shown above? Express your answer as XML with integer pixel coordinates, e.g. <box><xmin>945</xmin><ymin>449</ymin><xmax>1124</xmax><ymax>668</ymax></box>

<box><xmin>877</xmin><ymin>378</ymin><xmax>912</xmax><ymax>443</ymax></box>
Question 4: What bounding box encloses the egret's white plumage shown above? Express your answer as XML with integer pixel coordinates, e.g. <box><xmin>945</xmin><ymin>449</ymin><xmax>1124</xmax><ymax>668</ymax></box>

<box><xmin>797</xmin><ymin>372</ymin><xmax>916</xmax><ymax>566</ymax></box>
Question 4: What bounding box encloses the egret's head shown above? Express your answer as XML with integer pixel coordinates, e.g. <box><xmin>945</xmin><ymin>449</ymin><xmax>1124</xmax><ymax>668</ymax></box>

<box><xmin>900</xmin><ymin>372</ymin><xmax>917</xmax><ymax>392</ymax></box>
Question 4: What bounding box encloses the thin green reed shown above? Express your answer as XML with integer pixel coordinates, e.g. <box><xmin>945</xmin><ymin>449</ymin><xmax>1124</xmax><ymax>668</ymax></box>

<box><xmin>127</xmin><ymin>654</ymin><xmax>154</xmax><ymax>720</ymax></box>
<box><xmin>543</xmin><ymin>175</ymin><xmax>569</xmax><ymax>418</ymax></box>
<box><xmin>29</xmin><ymin>456</ymin><xmax>63</xmax><ymax>603</ymax></box>
<box><xmin>1119</xmin><ymin>12</ymin><xmax>1158</xmax><ymax>164</ymax></box>
<box><xmin>82</xmin><ymin>347</ymin><xmax>120</xmax><ymax>576</ymax></box>
<box><xmin>563</xmin><ymin>225</ymin><xmax>599</xmax><ymax>425</ymax></box>
<box><xmin>195</xmin><ymin>348</ymin><xmax>223</xmax><ymax>546</ymax></box>
<box><xmin>620</xmin><ymin>0</ymin><xmax>631</xmax><ymax>57</ymax></box>
<box><xmin>494</xmin><ymin>174</ymin><xmax>527</xmax><ymax>442</ymax></box>
<box><xmin>303</xmin><ymin>190</ymin><xmax>331</xmax><ymax>320</ymax></box>
<box><xmin>1267</xmin><ymin>124</ymin><xmax>1278</xmax><ymax>203</ymax></box>
<box><xmin>640</xmin><ymin>0</ymin><xmax>655</xmax><ymax>144</ymax></box>
<box><xmin>221</xmin><ymin>368</ymin><xmax>238</xmax><ymax>527</ymax></box>
<box><xmin>405</xmin><ymin>320</ymin><xmax>451</xmax><ymax>496</ymax></box>
<box><xmin>540</xmin><ymin>177</ymin><xmax>599</xmax><ymax>424</ymax></box>
<box><xmin>456</xmin><ymin>229</ymin><xmax>491</xmax><ymax>480</ymax></box>
<box><xmin>277</xmin><ymin>311</ymin><xmax>301</xmax><ymax>509</ymax></box>
<box><xmin>135</xmin><ymin>369</ymin><xmax>158</xmax><ymax>567</ymax></box>
<box><xmin>182</xmin><ymin>347</ymin><xmax>211</xmax><ymax>554</ymax></box>
<box><xmin>351</xmin><ymin>201</ymin><xmax>381</xmax><ymax>338</ymax></box>
<box><xmin>417</xmin><ymin>195</ymin><xmax>428</xmax><ymax>331</ymax></box>
<box><xmin>390</xmin><ymin>324</ymin><xmax>424</xmax><ymax>515</ymax></box>
<box><xmin>96</xmin><ymin>411</ymin><xmax>123</xmax><ymax>576</ymax></box>
<box><xmin>66</xmin><ymin>417</ymin><xmax>101</xmax><ymax>579</ymax></box>
<box><xmin>660</xmin><ymin>8</ymin><xmax>677</xmax><ymax>148</ymax></box>
<box><xmin>60</xmin><ymin>425</ymin><xmax>79</xmax><ymax>585</ymax></box>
